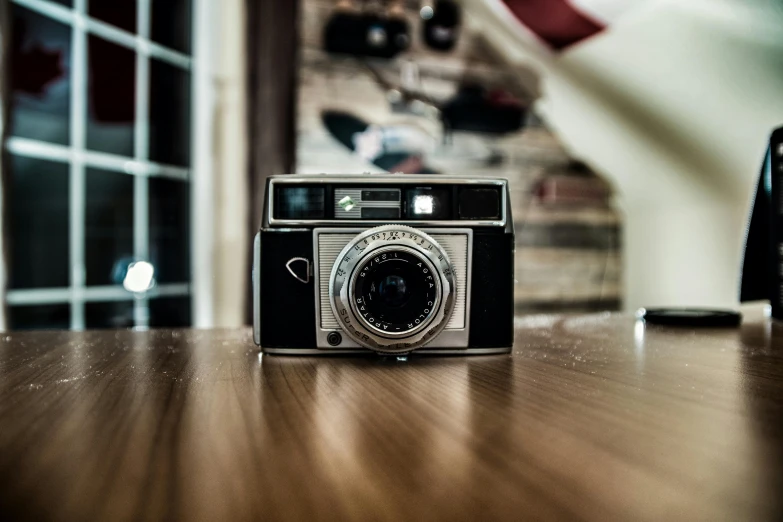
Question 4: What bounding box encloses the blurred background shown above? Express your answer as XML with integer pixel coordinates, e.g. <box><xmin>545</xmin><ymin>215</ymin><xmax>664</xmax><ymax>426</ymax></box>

<box><xmin>0</xmin><ymin>0</ymin><xmax>781</xmax><ymax>331</ymax></box>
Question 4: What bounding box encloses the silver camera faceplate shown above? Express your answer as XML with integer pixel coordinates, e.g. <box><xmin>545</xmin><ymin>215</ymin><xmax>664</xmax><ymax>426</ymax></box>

<box><xmin>313</xmin><ymin>228</ymin><xmax>472</xmax><ymax>350</ymax></box>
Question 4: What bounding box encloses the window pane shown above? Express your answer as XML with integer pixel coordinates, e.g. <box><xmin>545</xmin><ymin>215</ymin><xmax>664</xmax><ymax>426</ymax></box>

<box><xmin>85</xmin><ymin>301</ymin><xmax>135</xmax><ymax>328</ymax></box>
<box><xmin>87</xmin><ymin>36</ymin><xmax>136</xmax><ymax>156</ymax></box>
<box><xmin>50</xmin><ymin>0</ymin><xmax>73</xmax><ymax>6</ymax></box>
<box><xmin>149</xmin><ymin>177</ymin><xmax>189</xmax><ymax>283</ymax></box>
<box><xmin>151</xmin><ymin>0</ymin><xmax>191</xmax><ymax>54</ymax></box>
<box><xmin>10</xmin><ymin>5</ymin><xmax>71</xmax><ymax>145</ymax></box>
<box><xmin>9</xmin><ymin>305</ymin><xmax>71</xmax><ymax>330</ymax></box>
<box><xmin>85</xmin><ymin>169</ymin><xmax>134</xmax><ymax>286</ymax></box>
<box><xmin>9</xmin><ymin>156</ymin><xmax>70</xmax><ymax>289</ymax></box>
<box><xmin>88</xmin><ymin>1</ymin><xmax>137</xmax><ymax>33</ymax></box>
<box><xmin>149</xmin><ymin>297</ymin><xmax>191</xmax><ymax>327</ymax></box>
<box><xmin>149</xmin><ymin>60</ymin><xmax>191</xmax><ymax>166</ymax></box>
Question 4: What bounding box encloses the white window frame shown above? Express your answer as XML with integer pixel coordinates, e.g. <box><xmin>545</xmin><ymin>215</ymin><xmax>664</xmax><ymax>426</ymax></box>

<box><xmin>5</xmin><ymin>0</ymin><xmax>215</xmax><ymax>329</ymax></box>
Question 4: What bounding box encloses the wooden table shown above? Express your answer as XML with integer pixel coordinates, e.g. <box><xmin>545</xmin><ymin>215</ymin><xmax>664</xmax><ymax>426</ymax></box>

<box><xmin>1</xmin><ymin>314</ymin><xmax>782</xmax><ymax>521</ymax></box>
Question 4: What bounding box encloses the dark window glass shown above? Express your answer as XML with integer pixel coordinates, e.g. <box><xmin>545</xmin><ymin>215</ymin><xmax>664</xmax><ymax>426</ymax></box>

<box><xmin>85</xmin><ymin>169</ymin><xmax>134</xmax><ymax>286</ymax></box>
<box><xmin>361</xmin><ymin>207</ymin><xmax>399</xmax><ymax>219</ymax></box>
<box><xmin>88</xmin><ymin>1</ymin><xmax>137</xmax><ymax>33</ymax></box>
<box><xmin>10</xmin><ymin>5</ymin><xmax>71</xmax><ymax>145</ymax></box>
<box><xmin>362</xmin><ymin>190</ymin><xmax>400</xmax><ymax>202</ymax></box>
<box><xmin>85</xmin><ymin>301</ymin><xmax>135</xmax><ymax>328</ymax></box>
<box><xmin>149</xmin><ymin>60</ymin><xmax>191</xmax><ymax>166</ymax></box>
<box><xmin>9</xmin><ymin>156</ymin><xmax>70</xmax><ymax>289</ymax></box>
<box><xmin>50</xmin><ymin>0</ymin><xmax>73</xmax><ymax>6</ymax></box>
<box><xmin>87</xmin><ymin>36</ymin><xmax>136</xmax><ymax>156</ymax></box>
<box><xmin>275</xmin><ymin>187</ymin><xmax>325</xmax><ymax>219</ymax></box>
<box><xmin>9</xmin><ymin>305</ymin><xmax>70</xmax><ymax>330</ymax></box>
<box><xmin>149</xmin><ymin>177</ymin><xmax>189</xmax><ymax>283</ymax></box>
<box><xmin>151</xmin><ymin>0</ymin><xmax>191</xmax><ymax>54</ymax></box>
<box><xmin>149</xmin><ymin>297</ymin><xmax>191</xmax><ymax>327</ymax></box>
<box><xmin>459</xmin><ymin>187</ymin><xmax>501</xmax><ymax>219</ymax></box>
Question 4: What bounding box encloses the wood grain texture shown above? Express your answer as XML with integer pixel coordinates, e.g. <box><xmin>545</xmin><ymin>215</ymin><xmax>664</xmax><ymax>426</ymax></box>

<box><xmin>0</xmin><ymin>316</ymin><xmax>782</xmax><ymax>521</ymax></box>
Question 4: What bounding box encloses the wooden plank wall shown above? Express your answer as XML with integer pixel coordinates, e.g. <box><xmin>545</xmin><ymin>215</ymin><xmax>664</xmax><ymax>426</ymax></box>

<box><xmin>296</xmin><ymin>0</ymin><xmax>622</xmax><ymax>313</ymax></box>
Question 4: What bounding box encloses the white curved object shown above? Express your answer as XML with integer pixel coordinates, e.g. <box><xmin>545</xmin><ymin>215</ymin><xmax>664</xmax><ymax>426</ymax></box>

<box><xmin>467</xmin><ymin>0</ymin><xmax>783</xmax><ymax>309</ymax></box>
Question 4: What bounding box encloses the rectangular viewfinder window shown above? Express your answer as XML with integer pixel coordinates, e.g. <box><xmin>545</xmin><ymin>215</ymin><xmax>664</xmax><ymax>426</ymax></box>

<box><xmin>361</xmin><ymin>207</ymin><xmax>400</xmax><ymax>219</ymax></box>
<box><xmin>361</xmin><ymin>189</ymin><xmax>400</xmax><ymax>202</ymax></box>
<box><xmin>459</xmin><ymin>187</ymin><xmax>501</xmax><ymax>220</ymax></box>
<box><xmin>274</xmin><ymin>187</ymin><xmax>326</xmax><ymax>219</ymax></box>
<box><xmin>404</xmin><ymin>187</ymin><xmax>451</xmax><ymax>219</ymax></box>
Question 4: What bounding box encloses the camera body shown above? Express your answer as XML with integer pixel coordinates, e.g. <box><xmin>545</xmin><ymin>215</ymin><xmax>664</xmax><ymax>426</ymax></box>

<box><xmin>253</xmin><ymin>175</ymin><xmax>514</xmax><ymax>355</ymax></box>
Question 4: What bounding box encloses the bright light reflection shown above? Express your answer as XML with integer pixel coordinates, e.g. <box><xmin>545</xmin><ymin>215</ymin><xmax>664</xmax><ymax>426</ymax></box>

<box><xmin>413</xmin><ymin>194</ymin><xmax>434</xmax><ymax>215</ymax></box>
<box><xmin>123</xmin><ymin>261</ymin><xmax>155</xmax><ymax>293</ymax></box>
<box><xmin>634</xmin><ymin>319</ymin><xmax>646</xmax><ymax>370</ymax></box>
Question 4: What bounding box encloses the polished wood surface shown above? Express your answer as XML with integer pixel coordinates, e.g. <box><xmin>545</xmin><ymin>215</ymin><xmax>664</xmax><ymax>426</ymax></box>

<box><xmin>1</xmin><ymin>315</ymin><xmax>782</xmax><ymax>521</ymax></box>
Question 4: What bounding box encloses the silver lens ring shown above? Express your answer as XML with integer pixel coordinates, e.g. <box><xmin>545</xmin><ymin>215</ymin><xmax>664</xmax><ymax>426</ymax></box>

<box><xmin>348</xmin><ymin>245</ymin><xmax>442</xmax><ymax>339</ymax></box>
<box><xmin>329</xmin><ymin>225</ymin><xmax>456</xmax><ymax>354</ymax></box>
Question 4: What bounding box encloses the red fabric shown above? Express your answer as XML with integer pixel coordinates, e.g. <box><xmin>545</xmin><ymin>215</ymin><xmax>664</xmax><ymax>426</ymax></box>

<box><xmin>487</xmin><ymin>89</ymin><xmax>524</xmax><ymax>107</ymax></box>
<box><xmin>501</xmin><ymin>0</ymin><xmax>606</xmax><ymax>50</ymax></box>
<box><xmin>390</xmin><ymin>155</ymin><xmax>425</xmax><ymax>174</ymax></box>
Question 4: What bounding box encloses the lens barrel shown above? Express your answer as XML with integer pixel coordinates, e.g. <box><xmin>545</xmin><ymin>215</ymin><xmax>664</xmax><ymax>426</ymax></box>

<box><xmin>329</xmin><ymin>225</ymin><xmax>456</xmax><ymax>353</ymax></box>
<box><xmin>351</xmin><ymin>246</ymin><xmax>440</xmax><ymax>337</ymax></box>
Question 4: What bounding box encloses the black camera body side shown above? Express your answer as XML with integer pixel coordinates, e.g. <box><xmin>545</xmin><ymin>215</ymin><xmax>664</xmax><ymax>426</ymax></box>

<box><xmin>253</xmin><ymin>175</ymin><xmax>514</xmax><ymax>355</ymax></box>
<box><xmin>740</xmin><ymin>125</ymin><xmax>783</xmax><ymax>318</ymax></box>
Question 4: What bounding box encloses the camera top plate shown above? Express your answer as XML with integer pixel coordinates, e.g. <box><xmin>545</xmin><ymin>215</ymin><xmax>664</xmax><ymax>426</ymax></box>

<box><xmin>263</xmin><ymin>174</ymin><xmax>510</xmax><ymax>229</ymax></box>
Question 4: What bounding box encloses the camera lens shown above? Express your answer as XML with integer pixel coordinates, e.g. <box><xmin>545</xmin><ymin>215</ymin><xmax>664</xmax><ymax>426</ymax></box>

<box><xmin>378</xmin><ymin>274</ymin><xmax>408</xmax><ymax>307</ymax></box>
<box><xmin>352</xmin><ymin>248</ymin><xmax>439</xmax><ymax>336</ymax></box>
<box><xmin>329</xmin><ymin>225</ymin><xmax>458</xmax><ymax>353</ymax></box>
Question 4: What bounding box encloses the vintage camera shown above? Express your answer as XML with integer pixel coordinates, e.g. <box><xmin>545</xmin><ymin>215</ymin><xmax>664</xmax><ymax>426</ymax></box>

<box><xmin>253</xmin><ymin>175</ymin><xmax>514</xmax><ymax>355</ymax></box>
